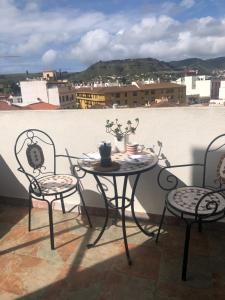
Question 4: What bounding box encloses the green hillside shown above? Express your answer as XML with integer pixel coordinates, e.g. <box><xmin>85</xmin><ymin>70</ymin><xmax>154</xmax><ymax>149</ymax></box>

<box><xmin>1</xmin><ymin>56</ymin><xmax>225</xmax><ymax>87</ymax></box>
<box><xmin>68</xmin><ymin>56</ymin><xmax>225</xmax><ymax>82</ymax></box>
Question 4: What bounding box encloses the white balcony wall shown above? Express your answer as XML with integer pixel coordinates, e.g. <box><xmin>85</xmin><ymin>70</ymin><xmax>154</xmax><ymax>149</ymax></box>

<box><xmin>0</xmin><ymin>107</ymin><xmax>225</xmax><ymax>216</ymax></box>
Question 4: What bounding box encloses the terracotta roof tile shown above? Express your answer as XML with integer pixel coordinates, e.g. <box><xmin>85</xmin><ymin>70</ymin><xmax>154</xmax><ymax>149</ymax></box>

<box><xmin>0</xmin><ymin>101</ymin><xmax>25</xmax><ymax>110</ymax></box>
<box><xmin>25</xmin><ymin>102</ymin><xmax>59</xmax><ymax>110</ymax></box>
<box><xmin>76</xmin><ymin>82</ymin><xmax>185</xmax><ymax>94</ymax></box>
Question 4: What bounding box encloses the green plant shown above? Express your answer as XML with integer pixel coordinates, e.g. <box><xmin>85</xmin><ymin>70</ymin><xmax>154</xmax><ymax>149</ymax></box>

<box><xmin>105</xmin><ymin>118</ymin><xmax>139</xmax><ymax>141</ymax></box>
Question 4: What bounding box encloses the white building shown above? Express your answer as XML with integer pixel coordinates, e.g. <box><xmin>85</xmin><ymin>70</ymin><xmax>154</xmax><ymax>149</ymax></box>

<box><xmin>20</xmin><ymin>78</ymin><xmax>77</xmax><ymax>109</ymax></box>
<box><xmin>176</xmin><ymin>75</ymin><xmax>220</xmax><ymax>103</ymax></box>
<box><xmin>219</xmin><ymin>80</ymin><xmax>225</xmax><ymax>99</ymax></box>
<box><xmin>20</xmin><ymin>80</ymin><xmax>54</xmax><ymax>105</ymax></box>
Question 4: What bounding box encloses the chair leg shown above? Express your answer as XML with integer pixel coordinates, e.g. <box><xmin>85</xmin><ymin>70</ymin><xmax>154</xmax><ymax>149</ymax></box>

<box><xmin>156</xmin><ymin>206</ymin><xmax>167</xmax><ymax>243</ymax></box>
<box><xmin>48</xmin><ymin>202</ymin><xmax>55</xmax><ymax>250</ymax></box>
<box><xmin>60</xmin><ymin>194</ymin><xmax>66</xmax><ymax>214</ymax></box>
<box><xmin>77</xmin><ymin>182</ymin><xmax>92</xmax><ymax>228</ymax></box>
<box><xmin>198</xmin><ymin>220</ymin><xmax>202</xmax><ymax>233</ymax></box>
<box><xmin>182</xmin><ymin>223</ymin><xmax>192</xmax><ymax>281</ymax></box>
<box><xmin>28</xmin><ymin>193</ymin><xmax>32</xmax><ymax>232</ymax></box>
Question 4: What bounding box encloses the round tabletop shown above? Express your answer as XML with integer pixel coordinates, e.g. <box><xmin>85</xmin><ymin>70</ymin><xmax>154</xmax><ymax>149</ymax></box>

<box><xmin>78</xmin><ymin>151</ymin><xmax>158</xmax><ymax>176</ymax></box>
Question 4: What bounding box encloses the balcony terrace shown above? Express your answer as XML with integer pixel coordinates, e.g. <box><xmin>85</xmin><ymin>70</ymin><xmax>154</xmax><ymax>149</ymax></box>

<box><xmin>0</xmin><ymin>107</ymin><xmax>225</xmax><ymax>299</ymax></box>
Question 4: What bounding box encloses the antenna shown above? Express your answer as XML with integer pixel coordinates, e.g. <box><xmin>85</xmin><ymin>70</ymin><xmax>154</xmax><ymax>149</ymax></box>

<box><xmin>0</xmin><ymin>55</ymin><xmax>21</xmax><ymax>58</ymax></box>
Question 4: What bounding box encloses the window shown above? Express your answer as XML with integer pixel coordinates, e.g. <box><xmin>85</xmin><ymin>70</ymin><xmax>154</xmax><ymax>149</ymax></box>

<box><xmin>125</xmin><ymin>92</ymin><xmax>127</xmax><ymax>97</ymax></box>
<box><xmin>145</xmin><ymin>91</ymin><xmax>149</xmax><ymax>95</ymax></box>
<box><xmin>133</xmin><ymin>91</ymin><xmax>137</xmax><ymax>96</ymax></box>
<box><xmin>116</xmin><ymin>93</ymin><xmax>120</xmax><ymax>98</ymax></box>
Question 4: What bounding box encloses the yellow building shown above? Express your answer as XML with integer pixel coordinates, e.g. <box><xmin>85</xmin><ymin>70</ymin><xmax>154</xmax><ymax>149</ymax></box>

<box><xmin>75</xmin><ymin>82</ymin><xmax>186</xmax><ymax>109</ymax></box>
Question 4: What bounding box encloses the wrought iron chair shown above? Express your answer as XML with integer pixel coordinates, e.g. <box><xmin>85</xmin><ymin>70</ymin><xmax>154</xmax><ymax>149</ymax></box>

<box><xmin>14</xmin><ymin>129</ymin><xmax>92</xmax><ymax>250</ymax></box>
<box><xmin>156</xmin><ymin>134</ymin><xmax>225</xmax><ymax>280</ymax></box>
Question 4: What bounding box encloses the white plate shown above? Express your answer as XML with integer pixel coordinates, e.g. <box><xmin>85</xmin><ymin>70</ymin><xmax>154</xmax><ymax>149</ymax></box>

<box><xmin>125</xmin><ymin>154</ymin><xmax>152</xmax><ymax>164</ymax></box>
<box><xmin>82</xmin><ymin>152</ymin><xmax>100</xmax><ymax>161</ymax></box>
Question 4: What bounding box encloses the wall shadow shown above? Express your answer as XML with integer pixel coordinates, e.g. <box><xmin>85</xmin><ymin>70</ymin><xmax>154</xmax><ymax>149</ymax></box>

<box><xmin>0</xmin><ymin>155</ymin><xmax>29</xmax><ymax>239</ymax></box>
<box><xmin>0</xmin><ymin>155</ymin><xmax>28</xmax><ymax>201</ymax></box>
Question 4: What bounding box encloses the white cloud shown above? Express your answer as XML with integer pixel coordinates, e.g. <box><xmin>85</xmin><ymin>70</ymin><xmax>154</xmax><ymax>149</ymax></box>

<box><xmin>0</xmin><ymin>0</ymin><xmax>225</xmax><ymax>72</ymax></box>
<box><xmin>180</xmin><ymin>0</ymin><xmax>195</xmax><ymax>9</ymax></box>
<box><xmin>42</xmin><ymin>49</ymin><xmax>58</xmax><ymax>65</ymax></box>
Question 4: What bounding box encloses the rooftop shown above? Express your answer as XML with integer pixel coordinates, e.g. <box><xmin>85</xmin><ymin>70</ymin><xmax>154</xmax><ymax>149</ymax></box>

<box><xmin>0</xmin><ymin>101</ymin><xmax>26</xmax><ymax>110</ymax></box>
<box><xmin>76</xmin><ymin>82</ymin><xmax>185</xmax><ymax>94</ymax></box>
<box><xmin>25</xmin><ymin>102</ymin><xmax>59</xmax><ymax>110</ymax></box>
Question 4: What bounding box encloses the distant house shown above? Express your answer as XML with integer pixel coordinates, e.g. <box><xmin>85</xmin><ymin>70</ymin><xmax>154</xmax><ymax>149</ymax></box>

<box><xmin>19</xmin><ymin>71</ymin><xmax>77</xmax><ymax>109</ymax></box>
<box><xmin>219</xmin><ymin>80</ymin><xmax>225</xmax><ymax>100</ymax></box>
<box><xmin>75</xmin><ymin>82</ymin><xmax>186</xmax><ymax>108</ymax></box>
<box><xmin>176</xmin><ymin>75</ymin><xmax>220</xmax><ymax>104</ymax></box>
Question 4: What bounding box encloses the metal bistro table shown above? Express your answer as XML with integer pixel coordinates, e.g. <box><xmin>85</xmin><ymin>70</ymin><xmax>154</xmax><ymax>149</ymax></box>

<box><xmin>78</xmin><ymin>151</ymin><xmax>158</xmax><ymax>265</ymax></box>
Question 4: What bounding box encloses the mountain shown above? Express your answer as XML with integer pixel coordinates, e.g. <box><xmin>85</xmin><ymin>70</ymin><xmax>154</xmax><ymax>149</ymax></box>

<box><xmin>169</xmin><ymin>57</ymin><xmax>225</xmax><ymax>73</ymax></box>
<box><xmin>66</xmin><ymin>58</ymin><xmax>173</xmax><ymax>80</ymax></box>
<box><xmin>85</xmin><ymin>58</ymin><xmax>172</xmax><ymax>75</ymax></box>
<box><xmin>67</xmin><ymin>58</ymin><xmax>175</xmax><ymax>82</ymax></box>
<box><xmin>2</xmin><ymin>56</ymin><xmax>225</xmax><ymax>84</ymax></box>
<box><xmin>68</xmin><ymin>56</ymin><xmax>225</xmax><ymax>82</ymax></box>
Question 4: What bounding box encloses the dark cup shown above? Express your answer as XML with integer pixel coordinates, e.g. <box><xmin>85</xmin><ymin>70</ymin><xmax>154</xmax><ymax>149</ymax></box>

<box><xmin>99</xmin><ymin>142</ymin><xmax>112</xmax><ymax>167</ymax></box>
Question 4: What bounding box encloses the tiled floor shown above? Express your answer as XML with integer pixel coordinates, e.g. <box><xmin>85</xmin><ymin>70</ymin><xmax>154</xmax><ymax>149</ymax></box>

<box><xmin>0</xmin><ymin>204</ymin><xmax>224</xmax><ymax>300</ymax></box>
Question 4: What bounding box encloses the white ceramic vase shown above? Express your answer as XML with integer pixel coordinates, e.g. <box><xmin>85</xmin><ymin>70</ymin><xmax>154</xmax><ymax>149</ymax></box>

<box><xmin>114</xmin><ymin>135</ymin><xmax>129</xmax><ymax>153</ymax></box>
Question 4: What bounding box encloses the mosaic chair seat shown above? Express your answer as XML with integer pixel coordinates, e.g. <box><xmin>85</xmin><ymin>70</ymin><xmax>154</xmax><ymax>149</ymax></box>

<box><xmin>156</xmin><ymin>134</ymin><xmax>225</xmax><ymax>281</ymax></box>
<box><xmin>14</xmin><ymin>129</ymin><xmax>92</xmax><ymax>250</ymax></box>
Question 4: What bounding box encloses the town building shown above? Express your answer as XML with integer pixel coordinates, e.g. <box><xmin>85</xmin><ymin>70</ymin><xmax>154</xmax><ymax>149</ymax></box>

<box><xmin>20</xmin><ymin>72</ymin><xmax>77</xmax><ymax>109</ymax></box>
<box><xmin>176</xmin><ymin>75</ymin><xmax>220</xmax><ymax>104</ymax></box>
<box><xmin>75</xmin><ymin>82</ymin><xmax>186</xmax><ymax>109</ymax></box>
<box><xmin>219</xmin><ymin>80</ymin><xmax>225</xmax><ymax>99</ymax></box>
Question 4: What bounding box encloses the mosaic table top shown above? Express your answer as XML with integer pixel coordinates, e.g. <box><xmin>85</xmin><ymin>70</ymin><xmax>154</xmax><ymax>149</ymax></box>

<box><xmin>78</xmin><ymin>151</ymin><xmax>158</xmax><ymax>176</ymax></box>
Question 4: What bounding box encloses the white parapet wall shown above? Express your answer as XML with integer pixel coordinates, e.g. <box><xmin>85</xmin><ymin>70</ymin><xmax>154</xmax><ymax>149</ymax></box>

<box><xmin>1</xmin><ymin>107</ymin><xmax>225</xmax><ymax>216</ymax></box>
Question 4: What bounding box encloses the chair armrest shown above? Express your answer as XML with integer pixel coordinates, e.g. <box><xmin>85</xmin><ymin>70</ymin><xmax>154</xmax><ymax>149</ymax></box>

<box><xmin>56</xmin><ymin>154</ymin><xmax>86</xmax><ymax>179</ymax></box>
<box><xmin>17</xmin><ymin>167</ymin><xmax>42</xmax><ymax>196</ymax></box>
<box><xmin>157</xmin><ymin>163</ymin><xmax>204</xmax><ymax>191</ymax></box>
<box><xmin>195</xmin><ymin>188</ymin><xmax>225</xmax><ymax>219</ymax></box>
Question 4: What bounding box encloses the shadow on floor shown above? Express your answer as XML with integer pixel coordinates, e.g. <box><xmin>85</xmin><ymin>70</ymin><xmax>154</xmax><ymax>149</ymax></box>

<box><xmin>0</xmin><ymin>205</ymin><xmax>224</xmax><ymax>300</ymax></box>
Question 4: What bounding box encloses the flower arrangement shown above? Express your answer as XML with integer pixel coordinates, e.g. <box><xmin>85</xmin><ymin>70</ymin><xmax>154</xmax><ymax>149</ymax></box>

<box><xmin>105</xmin><ymin>118</ymin><xmax>139</xmax><ymax>141</ymax></box>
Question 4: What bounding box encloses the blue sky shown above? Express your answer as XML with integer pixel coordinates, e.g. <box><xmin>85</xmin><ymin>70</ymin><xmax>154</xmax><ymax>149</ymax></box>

<box><xmin>0</xmin><ymin>0</ymin><xmax>225</xmax><ymax>74</ymax></box>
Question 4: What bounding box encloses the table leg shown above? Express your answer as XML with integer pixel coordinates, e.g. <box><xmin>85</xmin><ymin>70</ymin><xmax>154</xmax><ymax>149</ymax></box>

<box><xmin>131</xmin><ymin>174</ymin><xmax>154</xmax><ymax>237</ymax></box>
<box><xmin>112</xmin><ymin>176</ymin><xmax>120</xmax><ymax>225</ymax></box>
<box><xmin>121</xmin><ymin>175</ymin><xmax>132</xmax><ymax>265</ymax></box>
<box><xmin>87</xmin><ymin>174</ymin><xmax>109</xmax><ymax>248</ymax></box>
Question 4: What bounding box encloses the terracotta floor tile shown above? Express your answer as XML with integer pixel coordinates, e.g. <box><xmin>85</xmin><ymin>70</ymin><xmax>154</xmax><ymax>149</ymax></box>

<box><xmin>0</xmin><ymin>289</ymin><xmax>19</xmax><ymax>300</ymax></box>
<box><xmin>0</xmin><ymin>204</ymin><xmax>224</xmax><ymax>299</ymax></box>
<box><xmin>0</xmin><ymin>252</ymin><xmax>61</xmax><ymax>296</ymax></box>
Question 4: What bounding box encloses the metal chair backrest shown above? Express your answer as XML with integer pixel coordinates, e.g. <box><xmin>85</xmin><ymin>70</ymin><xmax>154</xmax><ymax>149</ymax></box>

<box><xmin>203</xmin><ymin>133</ymin><xmax>225</xmax><ymax>189</ymax></box>
<box><xmin>14</xmin><ymin>129</ymin><xmax>56</xmax><ymax>184</ymax></box>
